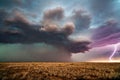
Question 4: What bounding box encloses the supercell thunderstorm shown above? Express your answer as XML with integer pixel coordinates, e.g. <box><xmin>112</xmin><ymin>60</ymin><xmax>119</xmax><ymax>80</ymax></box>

<box><xmin>0</xmin><ymin>0</ymin><xmax>120</xmax><ymax>62</ymax></box>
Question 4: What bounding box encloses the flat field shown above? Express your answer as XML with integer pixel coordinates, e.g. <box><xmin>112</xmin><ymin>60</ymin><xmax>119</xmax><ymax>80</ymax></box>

<box><xmin>0</xmin><ymin>62</ymin><xmax>120</xmax><ymax>80</ymax></box>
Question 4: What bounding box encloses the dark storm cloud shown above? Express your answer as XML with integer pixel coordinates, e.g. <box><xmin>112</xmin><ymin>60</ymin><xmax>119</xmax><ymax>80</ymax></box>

<box><xmin>0</xmin><ymin>0</ymin><xmax>48</xmax><ymax>13</ymax></box>
<box><xmin>0</xmin><ymin>0</ymin><xmax>26</xmax><ymax>9</ymax></box>
<box><xmin>0</xmin><ymin>9</ymin><xmax>90</xmax><ymax>53</ymax></box>
<box><xmin>0</xmin><ymin>0</ymin><xmax>16</xmax><ymax>7</ymax></box>
<box><xmin>91</xmin><ymin>19</ymin><xmax>120</xmax><ymax>47</ymax></box>
<box><xmin>0</xmin><ymin>9</ymin><xmax>8</xmax><ymax>27</ymax></box>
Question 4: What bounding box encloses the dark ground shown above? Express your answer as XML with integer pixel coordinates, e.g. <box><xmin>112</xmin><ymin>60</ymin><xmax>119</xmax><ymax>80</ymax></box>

<box><xmin>0</xmin><ymin>62</ymin><xmax>120</xmax><ymax>80</ymax></box>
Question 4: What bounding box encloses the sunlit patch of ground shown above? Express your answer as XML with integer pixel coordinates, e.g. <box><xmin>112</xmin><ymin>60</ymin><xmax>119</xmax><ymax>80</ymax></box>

<box><xmin>89</xmin><ymin>60</ymin><xmax>120</xmax><ymax>63</ymax></box>
<box><xmin>88</xmin><ymin>57</ymin><xmax>120</xmax><ymax>63</ymax></box>
<box><xmin>0</xmin><ymin>62</ymin><xmax>120</xmax><ymax>80</ymax></box>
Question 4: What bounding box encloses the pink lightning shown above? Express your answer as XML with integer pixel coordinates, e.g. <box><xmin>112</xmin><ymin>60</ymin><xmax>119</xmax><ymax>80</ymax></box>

<box><xmin>109</xmin><ymin>43</ymin><xmax>120</xmax><ymax>62</ymax></box>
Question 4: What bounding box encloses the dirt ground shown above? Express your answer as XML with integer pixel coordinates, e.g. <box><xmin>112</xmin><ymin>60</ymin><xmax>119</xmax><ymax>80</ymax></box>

<box><xmin>0</xmin><ymin>62</ymin><xmax>120</xmax><ymax>80</ymax></box>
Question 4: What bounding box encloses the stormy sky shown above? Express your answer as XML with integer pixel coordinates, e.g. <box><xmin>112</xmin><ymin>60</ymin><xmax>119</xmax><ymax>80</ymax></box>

<box><xmin>0</xmin><ymin>0</ymin><xmax>120</xmax><ymax>62</ymax></box>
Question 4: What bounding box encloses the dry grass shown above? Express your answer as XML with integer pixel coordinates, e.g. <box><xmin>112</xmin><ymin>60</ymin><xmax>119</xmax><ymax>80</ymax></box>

<box><xmin>0</xmin><ymin>62</ymin><xmax>120</xmax><ymax>80</ymax></box>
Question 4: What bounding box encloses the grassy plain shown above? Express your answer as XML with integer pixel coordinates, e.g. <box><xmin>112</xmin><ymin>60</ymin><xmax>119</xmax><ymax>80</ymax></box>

<box><xmin>0</xmin><ymin>62</ymin><xmax>120</xmax><ymax>80</ymax></box>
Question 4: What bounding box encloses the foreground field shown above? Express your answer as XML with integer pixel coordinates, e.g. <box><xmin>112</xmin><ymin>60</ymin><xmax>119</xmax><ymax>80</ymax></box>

<box><xmin>0</xmin><ymin>62</ymin><xmax>120</xmax><ymax>80</ymax></box>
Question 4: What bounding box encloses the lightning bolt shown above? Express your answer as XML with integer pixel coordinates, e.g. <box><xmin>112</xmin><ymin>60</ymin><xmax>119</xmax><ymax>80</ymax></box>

<box><xmin>109</xmin><ymin>43</ymin><xmax>120</xmax><ymax>62</ymax></box>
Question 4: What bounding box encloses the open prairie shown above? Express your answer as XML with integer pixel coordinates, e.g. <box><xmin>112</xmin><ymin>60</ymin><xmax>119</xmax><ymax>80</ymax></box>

<box><xmin>0</xmin><ymin>62</ymin><xmax>120</xmax><ymax>80</ymax></box>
